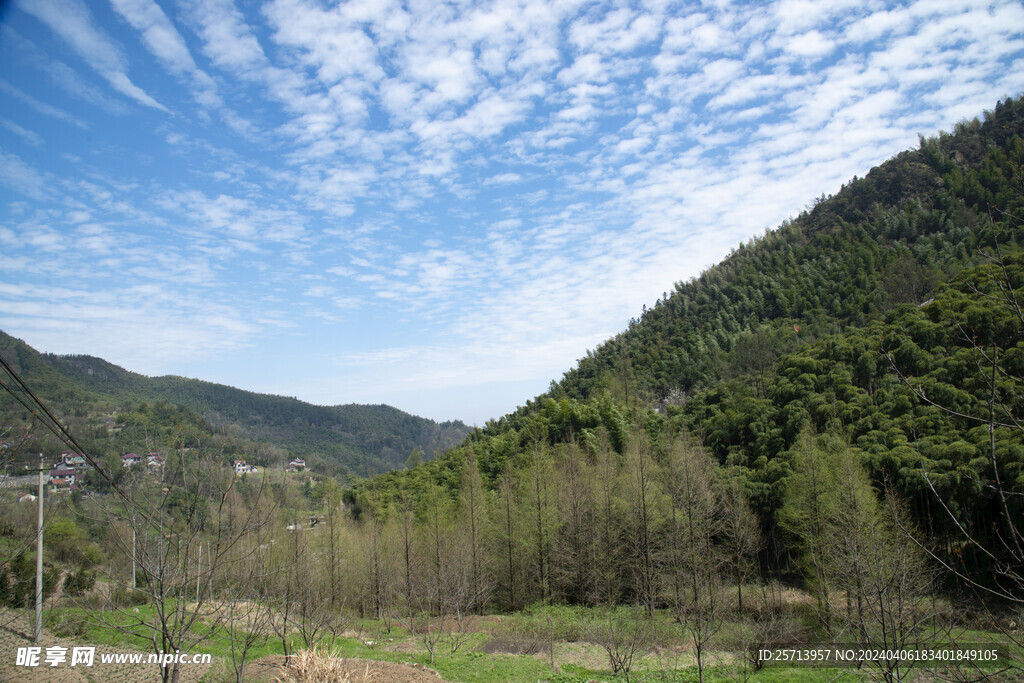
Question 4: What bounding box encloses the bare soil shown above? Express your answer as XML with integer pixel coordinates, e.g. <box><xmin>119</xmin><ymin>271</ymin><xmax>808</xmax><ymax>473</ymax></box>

<box><xmin>0</xmin><ymin>610</ymin><xmax>211</xmax><ymax>683</ymax></box>
<box><xmin>244</xmin><ymin>654</ymin><xmax>444</xmax><ymax>683</ymax></box>
<box><xmin>480</xmin><ymin>636</ymin><xmax>549</xmax><ymax>656</ymax></box>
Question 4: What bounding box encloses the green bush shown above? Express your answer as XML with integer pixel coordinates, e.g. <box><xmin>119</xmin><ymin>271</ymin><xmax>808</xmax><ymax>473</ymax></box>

<box><xmin>46</xmin><ymin>611</ymin><xmax>89</xmax><ymax>638</ymax></box>
<box><xmin>0</xmin><ymin>553</ymin><xmax>58</xmax><ymax>608</ymax></box>
<box><xmin>110</xmin><ymin>585</ymin><xmax>151</xmax><ymax>608</ymax></box>
<box><xmin>47</xmin><ymin>518</ymin><xmax>105</xmax><ymax>568</ymax></box>
<box><xmin>63</xmin><ymin>569</ymin><xmax>95</xmax><ymax>596</ymax></box>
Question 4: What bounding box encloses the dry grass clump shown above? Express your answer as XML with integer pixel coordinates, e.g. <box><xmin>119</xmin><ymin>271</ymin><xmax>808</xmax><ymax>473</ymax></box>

<box><xmin>284</xmin><ymin>645</ymin><xmax>353</xmax><ymax>683</ymax></box>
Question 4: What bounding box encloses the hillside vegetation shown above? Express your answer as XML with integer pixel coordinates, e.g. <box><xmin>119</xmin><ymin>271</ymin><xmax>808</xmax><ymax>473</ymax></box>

<box><xmin>2</xmin><ymin>97</ymin><xmax>1022</xmax><ymax>683</ymax></box>
<box><xmin>354</xmin><ymin>96</ymin><xmax>1024</xmax><ymax>601</ymax></box>
<box><xmin>0</xmin><ymin>331</ymin><xmax>469</xmax><ymax>477</ymax></box>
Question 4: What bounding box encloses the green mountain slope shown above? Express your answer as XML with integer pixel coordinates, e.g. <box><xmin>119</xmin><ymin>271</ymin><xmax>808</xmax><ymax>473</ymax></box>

<box><xmin>355</xmin><ymin>97</ymin><xmax>1024</xmax><ymax>567</ymax></box>
<box><xmin>548</xmin><ymin>97</ymin><xmax>1024</xmax><ymax>410</ymax></box>
<box><xmin>0</xmin><ymin>332</ymin><xmax>469</xmax><ymax>476</ymax></box>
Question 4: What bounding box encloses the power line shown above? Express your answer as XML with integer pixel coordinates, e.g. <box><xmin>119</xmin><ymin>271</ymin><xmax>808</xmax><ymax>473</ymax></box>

<box><xmin>0</xmin><ymin>354</ymin><xmax>122</xmax><ymax>496</ymax></box>
<box><xmin>0</xmin><ymin>352</ymin><xmax>206</xmax><ymax>537</ymax></box>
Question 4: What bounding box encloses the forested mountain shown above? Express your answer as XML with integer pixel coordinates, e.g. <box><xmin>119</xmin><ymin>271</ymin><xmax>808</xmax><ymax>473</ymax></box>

<box><xmin>0</xmin><ymin>331</ymin><xmax>469</xmax><ymax>477</ymax></box>
<box><xmin>2</xmin><ymin>100</ymin><xmax>1021</xmax><ymax>682</ymax></box>
<box><xmin>353</xmin><ymin>97</ymin><xmax>1024</xmax><ymax>601</ymax></box>
<box><xmin>549</xmin><ymin>96</ymin><xmax>1024</xmax><ymax>412</ymax></box>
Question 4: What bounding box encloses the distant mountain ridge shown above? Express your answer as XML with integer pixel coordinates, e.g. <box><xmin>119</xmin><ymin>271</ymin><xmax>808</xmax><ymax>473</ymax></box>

<box><xmin>0</xmin><ymin>331</ymin><xmax>470</xmax><ymax>477</ymax></box>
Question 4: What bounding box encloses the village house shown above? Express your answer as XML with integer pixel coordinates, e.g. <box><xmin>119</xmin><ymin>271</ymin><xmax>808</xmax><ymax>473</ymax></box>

<box><xmin>121</xmin><ymin>453</ymin><xmax>143</xmax><ymax>467</ymax></box>
<box><xmin>58</xmin><ymin>451</ymin><xmax>88</xmax><ymax>469</ymax></box>
<box><xmin>286</xmin><ymin>515</ymin><xmax>319</xmax><ymax>532</ymax></box>
<box><xmin>49</xmin><ymin>467</ymin><xmax>77</xmax><ymax>491</ymax></box>
<box><xmin>286</xmin><ymin>458</ymin><xmax>306</xmax><ymax>472</ymax></box>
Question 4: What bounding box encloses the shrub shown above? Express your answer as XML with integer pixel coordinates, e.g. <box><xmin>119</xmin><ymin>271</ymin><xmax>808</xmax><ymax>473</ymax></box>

<box><xmin>46</xmin><ymin>611</ymin><xmax>89</xmax><ymax>638</ymax></box>
<box><xmin>3</xmin><ymin>553</ymin><xmax>58</xmax><ymax>608</ymax></box>
<box><xmin>63</xmin><ymin>569</ymin><xmax>95</xmax><ymax>596</ymax></box>
<box><xmin>110</xmin><ymin>585</ymin><xmax>150</xmax><ymax>608</ymax></box>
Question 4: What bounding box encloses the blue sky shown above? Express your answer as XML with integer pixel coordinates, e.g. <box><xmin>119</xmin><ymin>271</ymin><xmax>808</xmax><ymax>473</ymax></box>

<box><xmin>1</xmin><ymin>0</ymin><xmax>1022</xmax><ymax>426</ymax></box>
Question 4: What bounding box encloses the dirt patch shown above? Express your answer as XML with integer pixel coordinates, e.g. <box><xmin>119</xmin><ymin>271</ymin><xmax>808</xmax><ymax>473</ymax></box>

<box><xmin>384</xmin><ymin>639</ymin><xmax>424</xmax><ymax>654</ymax></box>
<box><xmin>246</xmin><ymin>654</ymin><xmax>444</xmax><ymax>683</ymax></box>
<box><xmin>460</xmin><ymin>614</ymin><xmax>506</xmax><ymax>631</ymax></box>
<box><xmin>0</xmin><ymin>610</ymin><xmax>211</xmax><ymax>683</ymax></box>
<box><xmin>550</xmin><ymin>640</ymin><xmax>609</xmax><ymax>671</ymax></box>
<box><xmin>481</xmin><ymin>635</ymin><xmax>549</xmax><ymax>655</ymax></box>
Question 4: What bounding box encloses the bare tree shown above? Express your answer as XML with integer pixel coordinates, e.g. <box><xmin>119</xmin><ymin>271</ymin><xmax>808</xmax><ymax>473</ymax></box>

<box><xmin>316</xmin><ymin>477</ymin><xmax>344</xmax><ymax>609</ymax></box>
<box><xmin>455</xmin><ymin>447</ymin><xmax>489</xmax><ymax>614</ymax></box>
<box><xmin>589</xmin><ymin>607</ymin><xmax>653</xmax><ymax>683</ymax></box>
<box><xmin>409</xmin><ymin>483</ymin><xmax>455</xmax><ymax>666</ymax></box>
<box><xmin>266</xmin><ymin>512</ymin><xmax>300</xmax><ymax>661</ymax></box>
<box><xmin>292</xmin><ymin>546</ymin><xmax>334</xmax><ymax>652</ymax></box>
<box><xmin>591</xmin><ymin>432</ymin><xmax>622</xmax><ymax>607</ymax></box>
<box><xmin>101</xmin><ymin>452</ymin><xmax>268</xmax><ymax>683</ymax></box>
<box><xmin>522</xmin><ymin>442</ymin><xmax>558</xmax><ymax>602</ymax></box>
<box><xmin>720</xmin><ymin>475</ymin><xmax>761</xmax><ymax>615</ymax></box>
<box><xmin>621</xmin><ymin>431</ymin><xmax>662</xmax><ymax>618</ymax></box>
<box><xmin>491</xmin><ymin>462</ymin><xmax>525</xmax><ymax>611</ymax></box>
<box><xmin>824</xmin><ymin>447</ymin><xmax>933</xmax><ymax>682</ymax></box>
<box><xmin>663</xmin><ymin>432</ymin><xmax>726</xmax><ymax>683</ymax></box>
<box><xmin>223</xmin><ymin>587</ymin><xmax>274</xmax><ymax>683</ymax></box>
<box><xmin>739</xmin><ymin>580</ymin><xmax>807</xmax><ymax>678</ymax></box>
<box><xmin>442</xmin><ymin>529</ymin><xmax>481</xmax><ymax>654</ymax></box>
<box><xmin>359</xmin><ymin>506</ymin><xmax>396</xmax><ymax>628</ymax></box>
<box><xmin>387</xmin><ymin>485</ymin><xmax>418</xmax><ymax>630</ymax></box>
<box><xmin>220</xmin><ymin>483</ymin><xmax>277</xmax><ymax>683</ymax></box>
<box><xmin>552</xmin><ymin>440</ymin><xmax>597</xmax><ymax>605</ymax></box>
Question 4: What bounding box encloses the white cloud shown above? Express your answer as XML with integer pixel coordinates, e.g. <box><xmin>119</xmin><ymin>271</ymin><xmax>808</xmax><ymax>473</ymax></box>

<box><xmin>0</xmin><ymin>119</ymin><xmax>42</xmax><ymax>147</ymax></box>
<box><xmin>485</xmin><ymin>172</ymin><xmax>522</xmax><ymax>184</ymax></box>
<box><xmin>183</xmin><ymin>0</ymin><xmax>267</xmax><ymax>76</ymax></box>
<box><xmin>108</xmin><ymin>0</ymin><xmax>249</xmax><ymax>129</ymax></box>
<box><xmin>773</xmin><ymin>0</ymin><xmax>859</xmax><ymax>34</ymax></box>
<box><xmin>785</xmin><ymin>30</ymin><xmax>835</xmax><ymax>58</ymax></box>
<box><xmin>0</xmin><ymin>81</ymin><xmax>89</xmax><ymax>129</ymax></box>
<box><xmin>109</xmin><ymin>0</ymin><xmax>197</xmax><ymax>75</ymax></box>
<box><xmin>0</xmin><ymin>149</ymin><xmax>50</xmax><ymax>200</ymax></box>
<box><xmin>15</xmin><ymin>0</ymin><xmax>167</xmax><ymax>110</ymax></box>
<box><xmin>4</xmin><ymin>0</ymin><xmax>1023</xmax><ymax>424</ymax></box>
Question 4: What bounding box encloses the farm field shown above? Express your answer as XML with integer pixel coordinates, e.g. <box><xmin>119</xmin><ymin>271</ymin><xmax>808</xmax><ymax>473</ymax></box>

<box><xmin>1</xmin><ymin>594</ymin><xmax>1018</xmax><ymax>682</ymax></box>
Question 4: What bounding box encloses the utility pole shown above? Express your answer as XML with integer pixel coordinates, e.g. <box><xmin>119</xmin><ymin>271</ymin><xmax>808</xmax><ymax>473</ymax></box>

<box><xmin>35</xmin><ymin>453</ymin><xmax>44</xmax><ymax>643</ymax></box>
<box><xmin>196</xmin><ymin>542</ymin><xmax>201</xmax><ymax>602</ymax></box>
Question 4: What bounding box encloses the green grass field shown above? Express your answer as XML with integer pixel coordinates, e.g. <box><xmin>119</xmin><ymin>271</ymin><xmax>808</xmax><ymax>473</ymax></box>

<box><xmin>37</xmin><ymin>600</ymin><xmax>1022</xmax><ymax>682</ymax></box>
